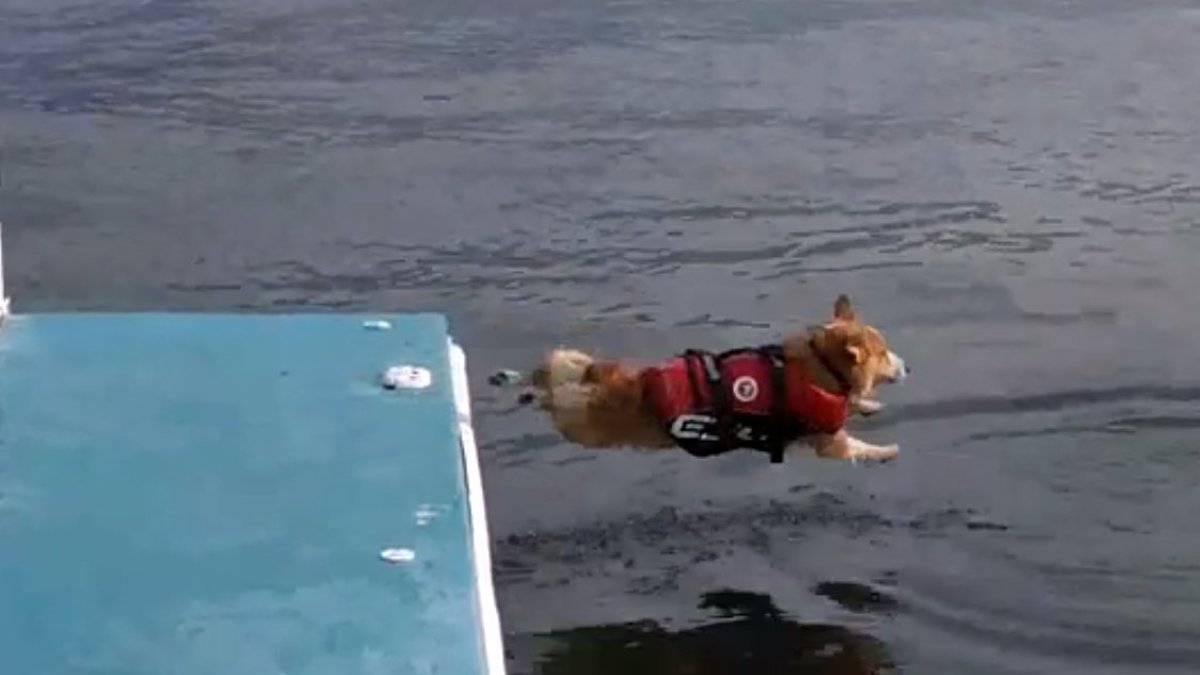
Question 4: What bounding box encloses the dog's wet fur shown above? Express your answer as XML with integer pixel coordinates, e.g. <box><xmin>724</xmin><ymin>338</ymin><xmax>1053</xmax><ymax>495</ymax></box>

<box><xmin>493</xmin><ymin>295</ymin><xmax>908</xmax><ymax>463</ymax></box>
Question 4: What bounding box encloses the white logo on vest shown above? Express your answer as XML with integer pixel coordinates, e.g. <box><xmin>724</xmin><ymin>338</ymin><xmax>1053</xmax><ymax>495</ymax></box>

<box><xmin>731</xmin><ymin>375</ymin><xmax>759</xmax><ymax>403</ymax></box>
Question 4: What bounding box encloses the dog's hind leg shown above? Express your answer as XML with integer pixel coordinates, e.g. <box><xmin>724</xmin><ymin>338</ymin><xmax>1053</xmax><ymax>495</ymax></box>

<box><xmin>536</xmin><ymin>349</ymin><xmax>595</xmax><ymax>388</ymax></box>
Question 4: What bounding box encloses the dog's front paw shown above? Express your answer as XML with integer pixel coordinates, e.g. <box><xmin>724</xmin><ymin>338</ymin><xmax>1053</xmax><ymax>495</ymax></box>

<box><xmin>876</xmin><ymin>444</ymin><xmax>899</xmax><ymax>462</ymax></box>
<box><xmin>848</xmin><ymin>442</ymin><xmax>899</xmax><ymax>464</ymax></box>
<box><xmin>853</xmin><ymin>398</ymin><xmax>884</xmax><ymax>417</ymax></box>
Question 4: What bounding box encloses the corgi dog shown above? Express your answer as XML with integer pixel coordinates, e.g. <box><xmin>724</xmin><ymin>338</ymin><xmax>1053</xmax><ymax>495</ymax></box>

<box><xmin>491</xmin><ymin>295</ymin><xmax>907</xmax><ymax>463</ymax></box>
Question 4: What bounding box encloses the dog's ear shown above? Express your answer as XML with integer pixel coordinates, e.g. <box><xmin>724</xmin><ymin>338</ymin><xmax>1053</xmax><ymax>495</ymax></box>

<box><xmin>845</xmin><ymin>341</ymin><xmax>866</xmax><ymax>365</ymax></box>
<box><xmin>833</xmin><ymin>294</ymin><xmax>857</xmax><ymax>322</ymax></box>
<box><xmin>801</xmin><ymin>323</ymin><xmax>862</xmax><ymax>365</ymax></box>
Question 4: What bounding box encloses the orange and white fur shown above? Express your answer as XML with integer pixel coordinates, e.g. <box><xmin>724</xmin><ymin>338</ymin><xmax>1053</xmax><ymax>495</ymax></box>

<box><xmin>498</xmin><ymin>295</ymin><xmax>908</xmax><ymax>462</ymax></box>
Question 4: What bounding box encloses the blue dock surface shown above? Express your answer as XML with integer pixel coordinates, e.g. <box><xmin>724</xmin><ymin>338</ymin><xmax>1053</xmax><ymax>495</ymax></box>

<box><xmin>0</xmin><ymin>313</ymin><xmax>504</xmax><ymax>675</ymax></box>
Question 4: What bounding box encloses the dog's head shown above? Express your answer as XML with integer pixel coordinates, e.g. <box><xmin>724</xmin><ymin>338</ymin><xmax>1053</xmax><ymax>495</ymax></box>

<box><xmin>785</xmin><ymin>294</ymin><xmax>907</xmax><ymax>399</ymax></box>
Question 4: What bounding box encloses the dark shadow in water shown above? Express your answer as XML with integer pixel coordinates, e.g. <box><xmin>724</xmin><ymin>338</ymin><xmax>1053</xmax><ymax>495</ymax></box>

<box><xmin>532</xmin><ymin>589</ymin><xmax>895</xmax><ymax>674</ymax></box>
<box><xmin>813</xmin><ymin>581</ymin><xmax>901</xmax><ymax>615</ymax></box>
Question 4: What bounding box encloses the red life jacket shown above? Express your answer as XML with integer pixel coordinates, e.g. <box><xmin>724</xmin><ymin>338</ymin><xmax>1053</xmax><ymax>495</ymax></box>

<box><xmin>641</xmin><ymin>345</ymin><xmax>849</xmax><ymax>462</ymax></box>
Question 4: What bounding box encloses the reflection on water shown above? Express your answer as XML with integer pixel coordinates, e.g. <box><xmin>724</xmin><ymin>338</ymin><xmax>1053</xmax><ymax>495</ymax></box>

<box><xmin>532</xmin><ymin>590</ymin><xmax>893</xmax><ymax>675</ymax></box>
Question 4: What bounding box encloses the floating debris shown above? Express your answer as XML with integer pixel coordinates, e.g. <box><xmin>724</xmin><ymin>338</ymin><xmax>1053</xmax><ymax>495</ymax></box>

<box><xmin>362</xmin><ymin>319</ymin><xmax>392</xmax><ymax>331</ymax></box>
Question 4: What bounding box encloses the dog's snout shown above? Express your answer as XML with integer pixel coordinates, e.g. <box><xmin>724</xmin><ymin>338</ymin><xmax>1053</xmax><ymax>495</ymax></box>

<box><xmin>887</xmin><ymin>351</ymin><xmax>908</xmax><ymax>381</ymax></box>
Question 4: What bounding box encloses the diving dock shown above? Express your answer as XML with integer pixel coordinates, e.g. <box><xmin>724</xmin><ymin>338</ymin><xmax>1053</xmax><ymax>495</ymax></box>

<box><xmin>0</xmin><ymin>221</ymin><xmax>506</xmax><ymax>674</ymax></box>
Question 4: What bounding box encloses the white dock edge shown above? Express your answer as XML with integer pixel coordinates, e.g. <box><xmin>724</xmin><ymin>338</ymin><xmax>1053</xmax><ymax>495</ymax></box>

<box><xmin>448</xmin><ymin>338</ymin><xmax>508</xmax><ymax>675</ymax></box>
<box><xmin>0</xmin><ymin>218</ymin><xmax>9</xmax><ymax>320</ymax></box>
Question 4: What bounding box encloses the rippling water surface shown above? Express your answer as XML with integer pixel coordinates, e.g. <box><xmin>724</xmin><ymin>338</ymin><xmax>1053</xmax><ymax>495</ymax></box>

<box><xmin>4</xmin><ymin>0</ymin><xmax>1200</xmax><ymax>672</ymax></box>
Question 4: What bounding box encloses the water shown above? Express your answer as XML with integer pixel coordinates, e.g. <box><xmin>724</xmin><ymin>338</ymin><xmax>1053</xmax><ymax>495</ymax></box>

<box><xmin>3</xmin><ymin>0</ymin><xmax>1200</xmax><ymax>672</ymax></box>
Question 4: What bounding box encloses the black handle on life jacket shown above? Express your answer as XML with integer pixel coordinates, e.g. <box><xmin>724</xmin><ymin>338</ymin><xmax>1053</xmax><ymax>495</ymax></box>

<box><xmin>697</xmin><ymin>350</ymin><xmax>736</xmax><ymax>452</ymax></box>
<box><xmin>763</xmin><ymin>345</ymin><xmax>788</xmax><ymax>463</ymax></box>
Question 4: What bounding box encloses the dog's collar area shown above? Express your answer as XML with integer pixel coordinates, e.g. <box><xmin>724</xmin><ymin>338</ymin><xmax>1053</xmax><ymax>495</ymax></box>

<box><xmin>807</xmin><ymin>337</ymin><xmax>852</xmax><ymax>394</ymax></box>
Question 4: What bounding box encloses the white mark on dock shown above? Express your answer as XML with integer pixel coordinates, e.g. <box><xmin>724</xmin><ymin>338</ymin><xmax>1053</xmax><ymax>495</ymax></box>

<box><xmin>379</xmin><ymin>547</ymin><xmax>416</xmax><ymax>564</ymax></box>
<box><xmin>414</xmin><ymin>503</ymin><xmax>444</xmax><ymax>526</ymax></box>
<box><xmin>381</xmin><ymin>365</ymin><xmax>432</xmax><ymax>390</ymax></box>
